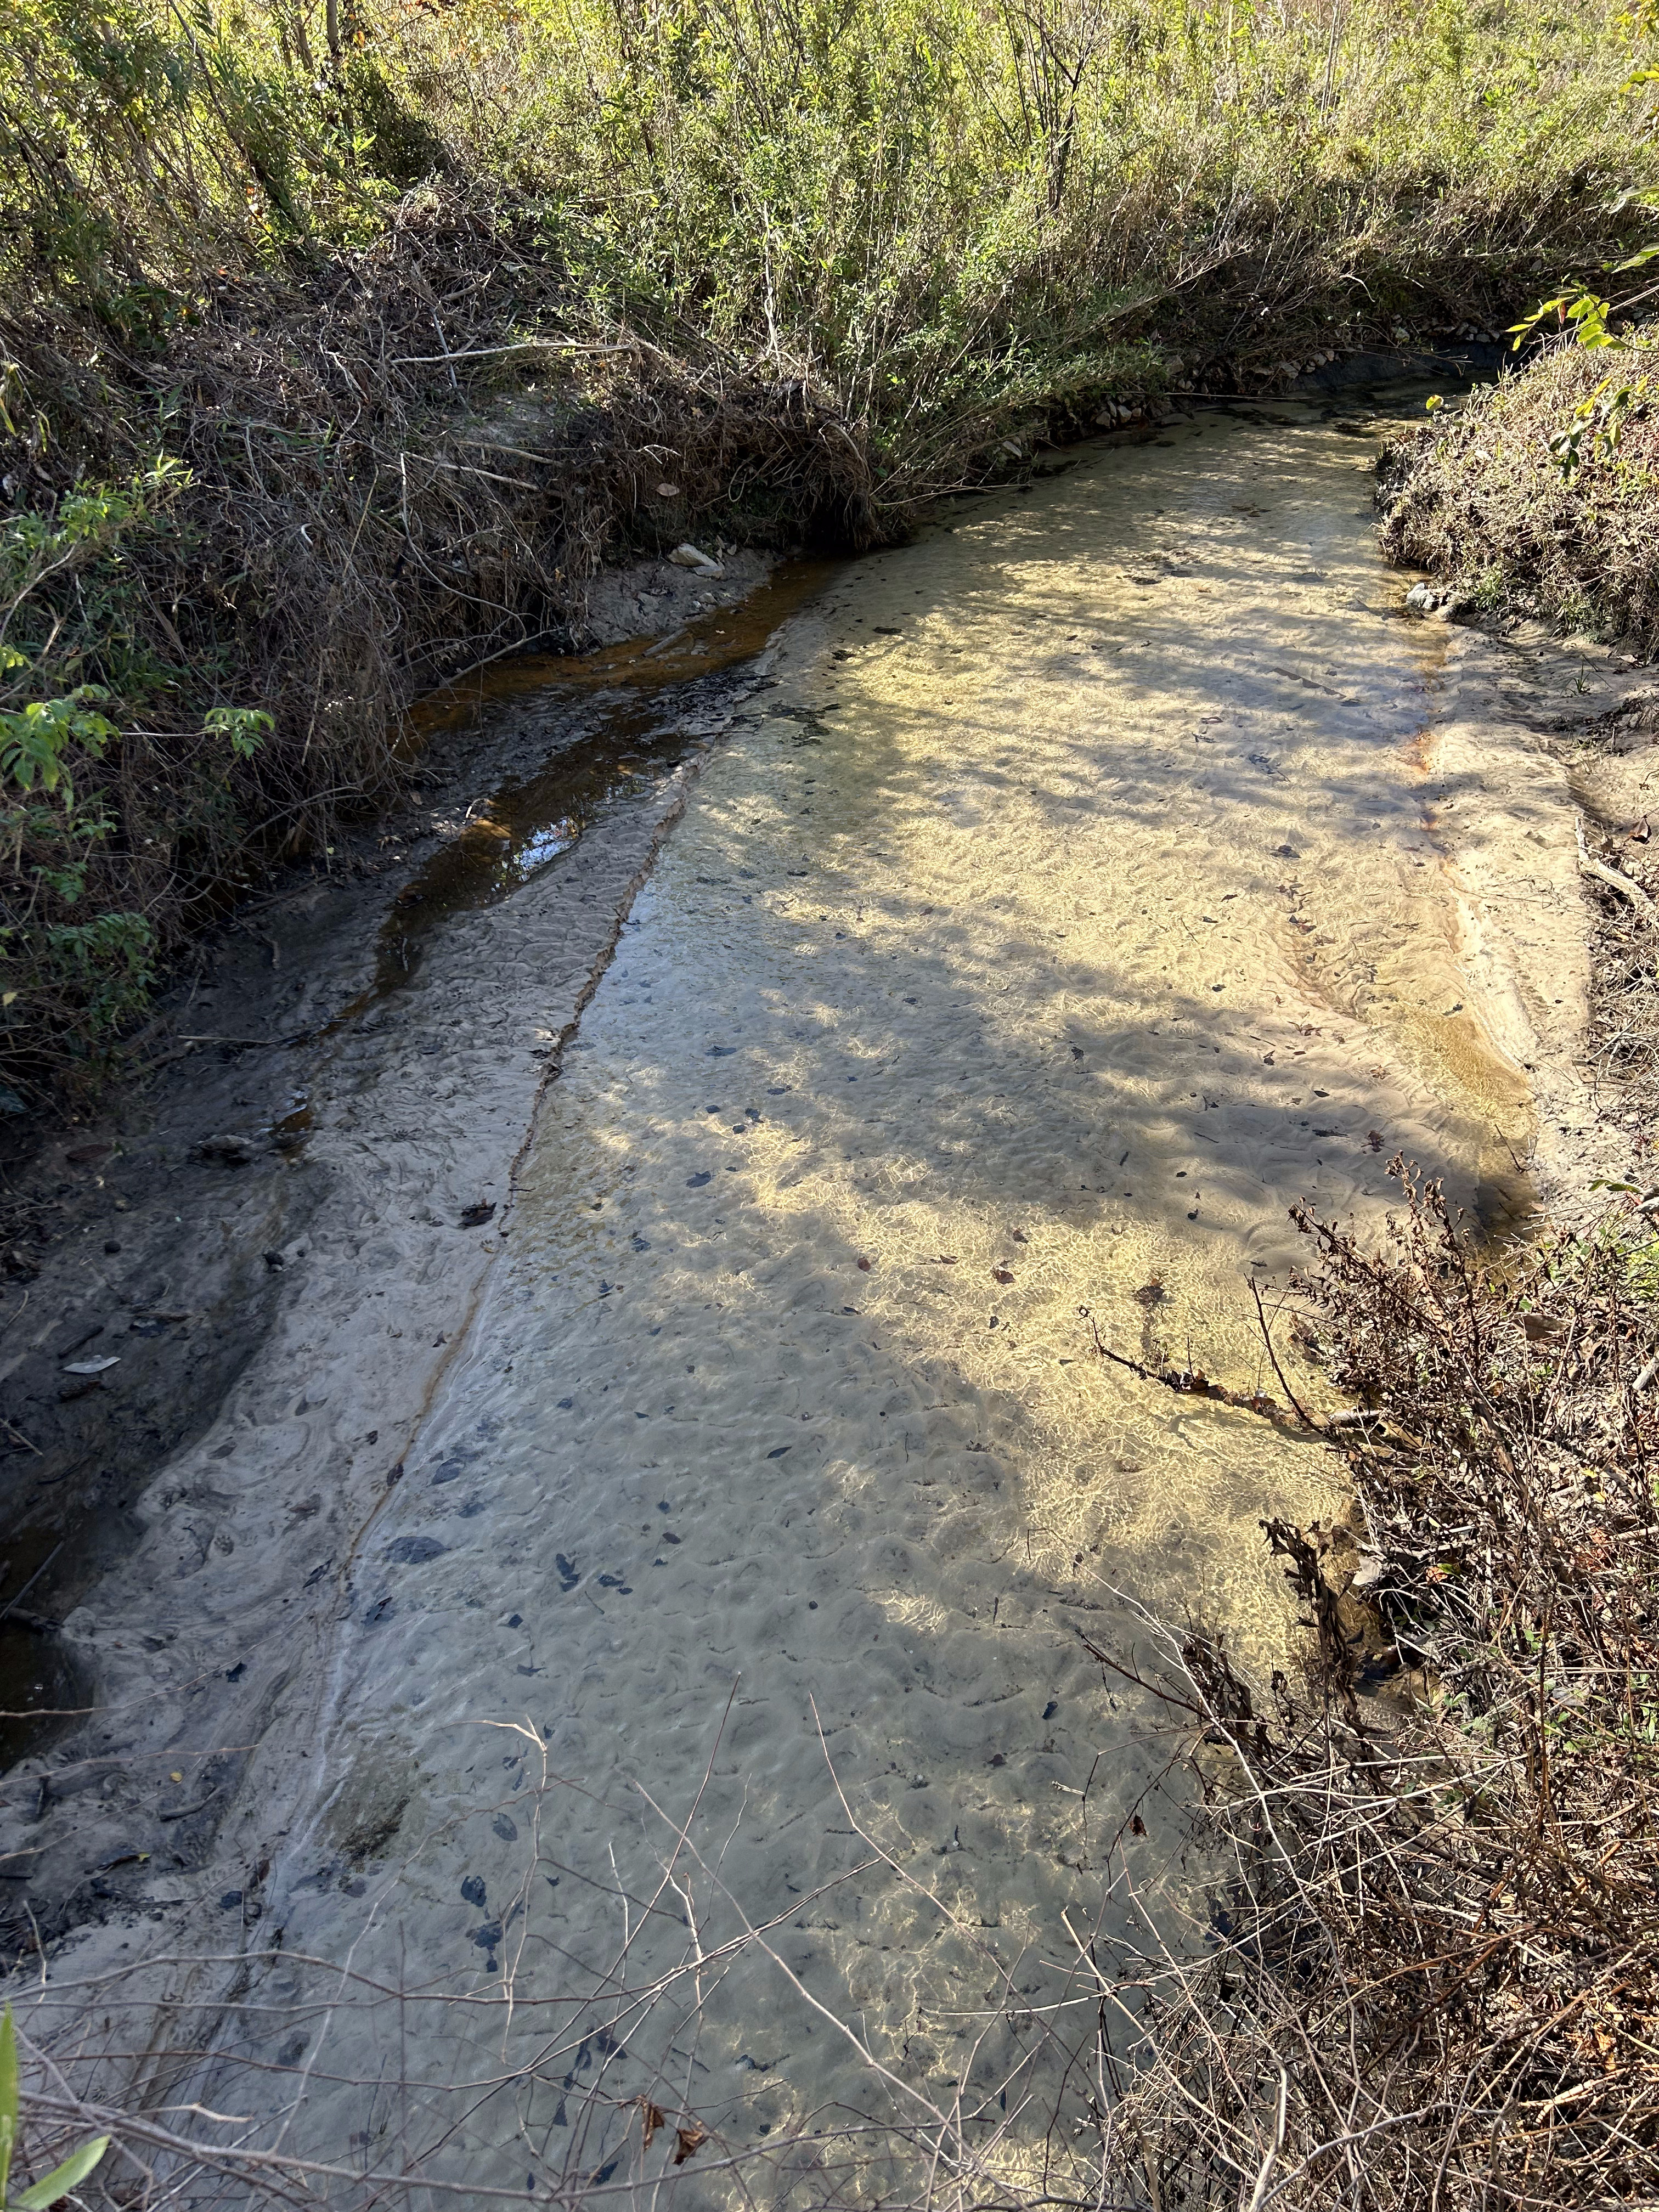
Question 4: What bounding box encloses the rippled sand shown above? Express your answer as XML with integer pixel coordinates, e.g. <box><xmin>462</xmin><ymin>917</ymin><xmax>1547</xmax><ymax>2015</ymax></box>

<box><xmin>255</xmin><ymin>403</ymin><xmax>1537</xmax><ymax>2198</ymax></box>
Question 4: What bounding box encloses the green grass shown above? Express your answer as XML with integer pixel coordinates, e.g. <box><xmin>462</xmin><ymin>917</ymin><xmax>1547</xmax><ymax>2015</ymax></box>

<box><xmin>3</xmin><ymin>0</ymin><xmax>1658</xmax><ymax>1108</ymax></box>
<box><xmin>9</xmin><ymin>0</ymin><xmax>1657</xmax><ymax>387</ymax></box>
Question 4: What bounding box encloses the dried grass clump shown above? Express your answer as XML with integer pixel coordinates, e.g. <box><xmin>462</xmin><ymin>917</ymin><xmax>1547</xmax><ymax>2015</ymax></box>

<box><xmin>1378</xmin><ymin>333</ymin><xmax>1659</xmax><ymax>654</ymax></box>
<box><xmin>1104</xmin><ymin>1166</ymin><xmax>1659</xmax><ymax>2209</ymax></box>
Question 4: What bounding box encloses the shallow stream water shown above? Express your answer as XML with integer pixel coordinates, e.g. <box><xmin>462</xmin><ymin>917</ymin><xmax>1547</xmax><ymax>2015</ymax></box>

<box><xmin>242</xmin><ymin>398</ymin><xmax>1534</xmax><ymax>2200</ymax></box>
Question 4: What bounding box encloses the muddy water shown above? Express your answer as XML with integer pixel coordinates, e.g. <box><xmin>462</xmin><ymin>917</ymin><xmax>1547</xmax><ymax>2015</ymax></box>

<box><xmin>361</xmin><ymin>566</ymin><xmax>839</xmax><ymax>1001</ymax></box>
<box><xmin>256</xmin><ymin>402</ymin><xmax>1531</xmax><ymax>2197</ymax></box>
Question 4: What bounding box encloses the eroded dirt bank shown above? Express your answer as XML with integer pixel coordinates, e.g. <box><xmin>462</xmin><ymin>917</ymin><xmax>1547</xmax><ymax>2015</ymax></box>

<box><xmin>3</xmin><ymin>393</ymin><xmax>1655</xmax><ymax>2205</ymax></box>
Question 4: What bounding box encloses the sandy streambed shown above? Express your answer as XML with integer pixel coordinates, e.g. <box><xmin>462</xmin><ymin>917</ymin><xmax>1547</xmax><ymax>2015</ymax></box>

<box><xmin>6</xmin><ymin>397</ymin><xmax>1617</xmax><ymax>2204</ymax></box>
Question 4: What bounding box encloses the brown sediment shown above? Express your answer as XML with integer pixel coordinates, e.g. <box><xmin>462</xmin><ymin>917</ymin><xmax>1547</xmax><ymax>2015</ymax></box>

<box><xmin>409</xmin><ymin>560</ymin><xmax>840</xmax><ymax>732</ymax></box>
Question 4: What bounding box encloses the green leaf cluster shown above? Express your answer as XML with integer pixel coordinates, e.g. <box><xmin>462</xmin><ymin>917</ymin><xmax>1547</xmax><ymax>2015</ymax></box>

<box><xmin>1509</xmin><ymin>191</ymin><xmax>1659</xmax><ymax>477</ymax></box>
<box><xmin>0</xmin><ymin>457</ymin><xmax>267</xmax><ymax>1098</ymax></box>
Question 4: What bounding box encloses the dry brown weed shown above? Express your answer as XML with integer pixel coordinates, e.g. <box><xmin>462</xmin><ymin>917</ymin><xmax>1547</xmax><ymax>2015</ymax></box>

<box><xmin>1090</xmin><ymin>1166</ymin><xmax>1659</xmax><ymax>2209</ymax></box>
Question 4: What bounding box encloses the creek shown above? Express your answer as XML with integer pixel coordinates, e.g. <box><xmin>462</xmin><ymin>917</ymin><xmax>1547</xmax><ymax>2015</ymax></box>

<box><xmin>188</xmin><ymin>393</ymin><xmax>1536</xmax><ymax>2196</ymax></box>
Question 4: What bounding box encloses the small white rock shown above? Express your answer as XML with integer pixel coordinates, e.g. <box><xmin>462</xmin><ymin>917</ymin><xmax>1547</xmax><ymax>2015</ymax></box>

<box><xmin>63</xmin><ymin>1355</ymin><xmax>121</xmax><ymax>1376</ymax></box>
<box><xmin>669</xmin><ymin>543</ymin><xmax>724</xmax><ymax>576</ymax></box>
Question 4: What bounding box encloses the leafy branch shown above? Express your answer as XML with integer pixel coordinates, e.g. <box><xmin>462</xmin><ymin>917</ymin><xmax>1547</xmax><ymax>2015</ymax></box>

<box><xmin>1508</xmin><ymin>194</ymin><xmax>1659</xmax><ymax>477</ymax></box>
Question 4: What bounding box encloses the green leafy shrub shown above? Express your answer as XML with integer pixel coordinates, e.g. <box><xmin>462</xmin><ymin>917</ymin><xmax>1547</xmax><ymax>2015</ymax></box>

<box><xmin>0</xmin><ymin>458</ymin><xmax>272</xmax><ymax>1098</ymax></box>
<box><xmin>1504</xmin><ymin>191</ymin><xmax>1659</xmax><ymax>475</ymax></box>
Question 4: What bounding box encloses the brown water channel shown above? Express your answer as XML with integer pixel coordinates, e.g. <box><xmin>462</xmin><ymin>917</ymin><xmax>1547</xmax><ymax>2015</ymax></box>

<box><xmin>366</xmin><ymin>565</ymin><xmax>837</xmax><ymax>1001</ymax></box>
<box><xmin>227</xmin><ymin>396</ymin><xmax>1532</xmax><ymax>2198</ymax></box>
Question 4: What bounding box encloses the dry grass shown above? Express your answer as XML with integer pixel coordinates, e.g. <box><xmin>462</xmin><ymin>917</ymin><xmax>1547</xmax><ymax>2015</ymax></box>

<box><xmin>0</xmin><ymin>182</ymin><xmax>882</xmax><ymax>1102</ymax></box>
<box><xmin>1088</xmin><ymin>1164</ymin><xmax>1659</xmax><ymax>2209</ymax></box>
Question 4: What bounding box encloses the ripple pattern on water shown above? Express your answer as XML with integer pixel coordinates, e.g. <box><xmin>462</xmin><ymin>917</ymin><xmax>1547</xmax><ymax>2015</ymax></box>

<box><xmin>257</xmin><ymin>404</ymin><xmax>1534</xmax><ymax>2198</ymax></box>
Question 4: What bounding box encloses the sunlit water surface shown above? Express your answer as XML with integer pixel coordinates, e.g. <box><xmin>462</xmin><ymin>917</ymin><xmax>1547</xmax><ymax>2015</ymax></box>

<box><xmin>251</xmin><ymin>400</ymin><xmax>1530</xmax><ymax>2203</ymax></box>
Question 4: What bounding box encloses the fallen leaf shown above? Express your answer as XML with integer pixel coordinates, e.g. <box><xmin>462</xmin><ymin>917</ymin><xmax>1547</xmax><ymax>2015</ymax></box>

<box><xmin>63</xmin><ymin>1355</ymin><xmax>120</xmax><ymax>1376</ymax></box>
<box><xmin>856</xmin><ymin>1256</ymin><xmax>872</xmax><ymax>1271</ymax></box>
<box><xmin>992</xmin><ymin>1267</ymin><xmax>1014</xmax><ymax>1284</ymax></box>
<box><xmin>641</xmin><ymin>2101</ymin><xmax>666</xmax><ymax>2149</ymax></box>
<box><xmin>673</xmin><ymin>2125</ymin><xmax>708</xmax><ymax>2166</ymax></box>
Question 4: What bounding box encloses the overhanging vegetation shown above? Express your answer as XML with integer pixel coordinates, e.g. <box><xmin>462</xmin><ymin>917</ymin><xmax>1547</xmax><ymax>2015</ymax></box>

<box><xmin>2</xmin><ymin>0</ymin><xmax>1657</xmax><ymax>1101</ymax></box>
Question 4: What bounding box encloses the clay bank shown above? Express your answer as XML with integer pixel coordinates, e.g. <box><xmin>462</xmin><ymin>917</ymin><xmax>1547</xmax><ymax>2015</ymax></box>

<box><xmin>0</xmin><ymin>392</ymin><xmax>1634</xmax><ymax>2204</ymax></box>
